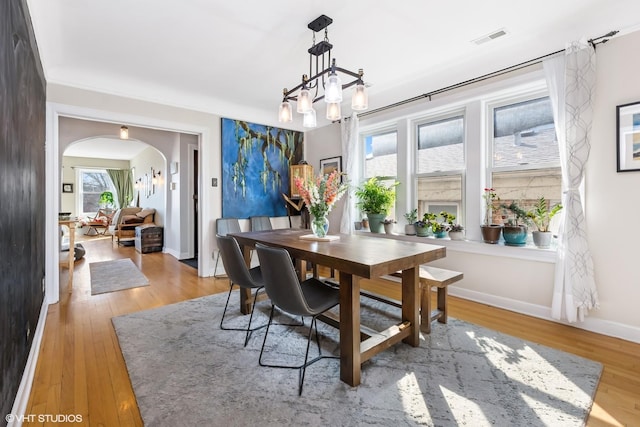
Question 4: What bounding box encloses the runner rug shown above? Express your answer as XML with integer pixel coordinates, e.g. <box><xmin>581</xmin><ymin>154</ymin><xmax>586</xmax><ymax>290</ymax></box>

<box><xmin>89</xmin><ymin>258</ymin><xmax>149</xmax><ymax>295</ymax></box>
<box><xmin>112</xmin><ymin>292</ymin><xmax>601</xmax><ymax>426</ymax></box>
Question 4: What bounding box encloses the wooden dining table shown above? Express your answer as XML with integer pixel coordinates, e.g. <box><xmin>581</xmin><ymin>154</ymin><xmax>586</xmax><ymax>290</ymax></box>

<box><xmin>230</xmin><ymin>229</ymin><xmax>446</xmax><ymax>387</ymax></box>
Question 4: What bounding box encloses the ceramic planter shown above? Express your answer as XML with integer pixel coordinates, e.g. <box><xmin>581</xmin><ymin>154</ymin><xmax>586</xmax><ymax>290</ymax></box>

<box><xmin>405</xmin><ymin>224</ymin><xmax>416</xmax><ymax>235</ymax></box>
<box><xmin>502</xmin><ymin>225</ymin><xmax>528</xmax><ymax>246</ymax></box>
<box><xmin>383</xmin><ymin>223</ymin><xmax>395</xmax><ymax>234</ymax></box>
<box><xmin>449</xmin><ymin>230</ymin><xmax>465</xmax><ymax>241</ymax></box>
<box><xmin>367</xmin><ymin>213</ymin><xmax>386</xmax><ymax>233</ymax></box>
<box><xmin>481</xmin><ymin>224</ymin><xmax>503</xmax><ymax>244</ymax></box>
<box><xmin>532</xmin><ymin>231</ymin><xmax>553</xmax><ymax>248</ymax></box>
<box><xmin>416</xmin><ymin>225</ymin><xmax>430</xmax><ymax>237</ymax></box>
<box><xmin>433</xmin><ymin>230</ymin><xmax>448</xmax><ymax>238</ymax></box>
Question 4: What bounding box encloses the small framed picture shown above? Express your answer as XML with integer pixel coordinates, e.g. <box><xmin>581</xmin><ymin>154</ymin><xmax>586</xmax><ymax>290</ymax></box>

<box><xmin>319</xmin><ymin>156</ymin><xmax>342</xmax><ymax>177</ymax></box>
<box><xmin>616</xmin><ymin>101</ymin><xmax>640</xmax><ymax>172</ymax></box>
<box><xmin>62</xmin><ymin>183</ymin><xmax>73</xmax><ymax>193</ymax></box>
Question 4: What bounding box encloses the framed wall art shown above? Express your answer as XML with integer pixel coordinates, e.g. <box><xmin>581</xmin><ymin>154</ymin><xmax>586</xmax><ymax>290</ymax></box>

<box><xmin>319</xmin><ymin>156</ymin><xmax>342</xmax><ymax>177</ymax></box>
<box><xmin>616</xmin><ymin>101</ymin><xmax>640</xmax><ymax>172</ymax></box>
<box><xmin>221</xmin><ymin>118</ymin><xmax>304</xmax><ymax>218</ymax></box>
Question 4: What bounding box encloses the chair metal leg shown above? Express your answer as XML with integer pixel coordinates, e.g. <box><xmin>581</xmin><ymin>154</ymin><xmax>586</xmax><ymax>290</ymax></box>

<box><xmin>259</xmin><ymin>306</ymin><xmax>338</xmax><ymax>396</ymax></box>
<box><xmin>219</xmin><ymin>284</ymin><xmax>267</xmax><ymax>347</ymax></box>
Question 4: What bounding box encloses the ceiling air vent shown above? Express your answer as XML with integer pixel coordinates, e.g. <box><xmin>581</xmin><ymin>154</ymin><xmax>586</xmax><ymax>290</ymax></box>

<box><xmin>472</xmin><ymin>28</ymin><xmax>508</xmax><ymax>45</ymax></box>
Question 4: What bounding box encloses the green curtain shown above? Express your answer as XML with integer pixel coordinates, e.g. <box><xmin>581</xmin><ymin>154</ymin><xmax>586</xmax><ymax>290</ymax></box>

<box><xmin>107</xmin><ymin>169</ymin><xmax>134</xmax><ymax>208</ymax></box>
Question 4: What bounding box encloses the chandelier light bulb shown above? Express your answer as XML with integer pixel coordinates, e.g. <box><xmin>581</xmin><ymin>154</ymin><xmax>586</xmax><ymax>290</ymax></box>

<box><xmin>326</xmin><ymin>102</ymin><xmax>341</xmax><ymax>121</ymax></box>
<box><xmin>324</xmin><ymin>72</ymin><xmax>343</xmax><ymax>103</ymax></box>
<box><xmin>279</xmin><ymin>100</ymin><xmax>293</xmax><ymax>123</ymax></box>
<box><xmin>303</xmin><ymin>108</ymin><xmax>317</xmax><ymax>128</ymax></box>
<box><xmin>351</xmin><ymin>83</ymin><xmax>368</xmax><ymax>111</ymax></box>
<box><xmin>297</xmin><ymin>88</ymin><xmax>313</xmax><ymax>113</ymax></box>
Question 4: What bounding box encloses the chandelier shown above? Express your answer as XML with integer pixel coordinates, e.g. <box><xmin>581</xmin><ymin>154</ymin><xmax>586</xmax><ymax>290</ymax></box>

<box><xmin>278</xmin><ymin>15</ymin><xmax>368</xmax><ymax>128</ymax></box>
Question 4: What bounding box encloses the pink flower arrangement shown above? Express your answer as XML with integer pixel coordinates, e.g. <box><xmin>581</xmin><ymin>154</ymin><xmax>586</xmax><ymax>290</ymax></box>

<box><xmin>295</xmin><ymin>170</ymin><xmax>348</xmax><ymax>219</ymax></box>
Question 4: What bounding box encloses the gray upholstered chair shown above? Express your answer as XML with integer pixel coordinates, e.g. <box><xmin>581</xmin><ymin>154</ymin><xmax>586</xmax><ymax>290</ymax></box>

<box><xmin>255</xmin><ymin>243</ymin><xmax>340</xmax><ymax>395</ymax></box>
<box><xmin>249</xmin><ymin>216</ymin><xmax>273</xmax><ymax>232</ymax></box>
<box><xmin>216</xmin><ymin>234</ymin><xmax>266</xmax><ymax>346</ymax></box>
<box><xmin>214</xmin><ymin>218</ymin><xmax>241</xmax><ymax>277</ymax></box>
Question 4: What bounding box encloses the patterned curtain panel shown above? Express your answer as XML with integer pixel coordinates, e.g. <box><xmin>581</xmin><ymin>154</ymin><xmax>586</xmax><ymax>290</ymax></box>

<box><xmin>340</xmin><ymin>113</ymin><xmax>360</xmax><ymax>234</ymax></box>
<box><xmin>107</xmin><ymin>169</ymin><xmax>134</xmax><ymax>209</ymax></box>
<box><xmin>543</xmin><ymin>40</ymin><xmax>599</xmax><ymax>322</ymax></box>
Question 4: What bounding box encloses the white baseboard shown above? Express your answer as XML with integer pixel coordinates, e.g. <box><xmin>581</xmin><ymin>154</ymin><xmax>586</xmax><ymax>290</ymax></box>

<box><xmin>449</xmin><ymin>286</ymin><xmax>640</xmax><ymax>344</ymax></box>
<box><xmin>9</xmin><ymin>298</ymin><xmax>49</xmax><ymax>427</ymax></box>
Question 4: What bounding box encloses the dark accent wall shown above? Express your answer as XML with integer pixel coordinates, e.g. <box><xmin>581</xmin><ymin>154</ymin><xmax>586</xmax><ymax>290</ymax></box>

<box><xmin>0</xmin><ymin>0</ymin><xmax>46</xmax><ymax>422</ymax></box>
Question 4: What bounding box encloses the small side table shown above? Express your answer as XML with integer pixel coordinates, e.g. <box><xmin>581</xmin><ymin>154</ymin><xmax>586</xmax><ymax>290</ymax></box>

<box><xmin>135</xmin><ymin>224</ymin><xmax>164</xmax><ymax>253</ymax></box>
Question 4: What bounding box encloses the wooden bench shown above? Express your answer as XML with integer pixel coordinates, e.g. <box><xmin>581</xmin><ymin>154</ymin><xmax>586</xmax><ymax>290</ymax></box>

<box><xmin>363</xmin><ymin>265</ymin><xmax>463</xmax><ymax>334</ymax></box>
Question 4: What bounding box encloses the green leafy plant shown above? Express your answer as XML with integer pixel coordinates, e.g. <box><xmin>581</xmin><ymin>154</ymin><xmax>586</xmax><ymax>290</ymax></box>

<box><xmin>526</xmin><ymin>197</ymin><xmax>562</xmax><ymax>232</ymax></box>
<box><xmin>404</xmin><ymin>208</ymin><xmax>418</xmax><ymax>224</ymax></box>
<box><xmin>355</xmin><ymin>177</ymin><xmax>399</xmax><ymax>215</ymax></box>
<box><xmin>415</xmin><ymin>212</ymin><xmax>436</xmax><ymax>228</ymax></box>
<box><xmin>99</xmin><ymin>191</ymin><xmax>114</xmax><ymax>207</ymax></box>
<box><xmin>499</xmin><ymin>201</ymin><xmax>530</xmax><ymax>227</ymax></box>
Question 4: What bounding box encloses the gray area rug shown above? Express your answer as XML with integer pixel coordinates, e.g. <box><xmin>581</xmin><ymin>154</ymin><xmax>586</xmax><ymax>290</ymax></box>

<box><xmin>89</xmin><ymin>258</ymin><xmax>149</xmax><ymax>295</ymax></box>
<box><xmin>112</xmin><ymin>292</ymin><xmax>601</xmax><ymax>426</ymax></box>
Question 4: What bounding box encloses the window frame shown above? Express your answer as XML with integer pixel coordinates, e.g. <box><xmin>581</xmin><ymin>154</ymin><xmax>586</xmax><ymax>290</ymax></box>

<box><xmin>76</xmin><ymin>168</ymin><xmax>117</xmax><ymax>217</ymax></box>
<box><xmin>412</xmin><ymin>109</ymin><xmax>467</xmax><ymax>227</ymax></box>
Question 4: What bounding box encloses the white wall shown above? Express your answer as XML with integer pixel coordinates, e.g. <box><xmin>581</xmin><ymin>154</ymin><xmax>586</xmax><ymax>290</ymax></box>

<box><xmin>586</xmin><ymin>30</ymin><xmax>640</xmax><ymax>331</ymax></box>
<box><xmin>130</xmin><ymin>146</ymin><xmax>166</xmax><ymax>226</ymax></box>
<box><xmin>305</xmin><ymin>123</ymin><xmax>343</xmax><ymax>234</ymax></box>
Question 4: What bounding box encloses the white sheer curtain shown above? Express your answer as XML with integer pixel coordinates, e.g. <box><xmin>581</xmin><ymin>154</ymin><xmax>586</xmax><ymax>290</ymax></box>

<box><xmin>340</xmin><ymin>113</ymin><xmax>360</xmax><ymax>234</ymax></box>
<box><xmin>543</xmin><ymin>40</ymin><xmax>599</xmax><ymax>322</ymax></box>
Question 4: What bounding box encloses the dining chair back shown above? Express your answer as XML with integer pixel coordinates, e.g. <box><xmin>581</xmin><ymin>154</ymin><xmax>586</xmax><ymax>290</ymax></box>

<box><xmin>214</xmin><ymin>218</ymin><xmax>241</xmax><ymax>277</ymax></box>
<box><xmin>216</xmin><ymin>234</ymin><xmax>266</xmax><ymax>346</ymax></box>
<box><xmin>249</xmin><ymin>216</ymin><xmax>273</xmax><ymax>232</ymax></box>
<box><xmin>255</xmin><ymin>243</ymin><xmax>340</xmax><ymax>395</ymax></box>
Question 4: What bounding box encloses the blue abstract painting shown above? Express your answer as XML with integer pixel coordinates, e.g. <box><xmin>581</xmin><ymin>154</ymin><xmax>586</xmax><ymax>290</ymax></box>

<box><xmin>221</xmin><ymin>118</ymin><xmax>304</xmax><ymax>218</ymax></box>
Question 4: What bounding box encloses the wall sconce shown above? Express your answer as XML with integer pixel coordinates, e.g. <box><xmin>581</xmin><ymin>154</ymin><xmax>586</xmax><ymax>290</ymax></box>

<box><xmin>152</xmin><ymin>171</ymin><xmax>161</xmax><ymax>186</ymax></box>
<box><xmin>120</xmin><ymin>125</ymin><xmax>129</xmax><ymax>140</ymax></box>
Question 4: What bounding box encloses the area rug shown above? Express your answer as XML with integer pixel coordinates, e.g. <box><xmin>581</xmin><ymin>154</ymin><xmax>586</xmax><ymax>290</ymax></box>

<box><xmin>89</xmin><ymin>259</ymin><xmax>149</xmax><ymax>295</ymax></box>
<box><xmin>112</xmin><ymin>292</ymin><xmax>601</xmax><ymax>426</ymax></box>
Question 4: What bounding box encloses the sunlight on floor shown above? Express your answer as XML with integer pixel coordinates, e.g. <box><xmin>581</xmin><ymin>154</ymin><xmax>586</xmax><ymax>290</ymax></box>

<box><xmin>398</xmin><ymin>372</ymin><xmax>430</xmax><ymax>423</ymax></box>
<box><xmin>441</xmin><ymin>386</ymin><xmax>492</xmax><ymax>426</ymax></box>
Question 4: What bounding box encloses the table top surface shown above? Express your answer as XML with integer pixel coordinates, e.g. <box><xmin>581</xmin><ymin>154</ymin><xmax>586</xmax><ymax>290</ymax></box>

<box><xmin>230</xmin><ymin>229</ymin><xmax>446</xmax><ymax>279</ymax></box>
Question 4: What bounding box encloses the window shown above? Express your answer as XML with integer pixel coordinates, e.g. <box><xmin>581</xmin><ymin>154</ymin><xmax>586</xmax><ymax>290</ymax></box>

<box><xmin>415</xmin><ymin>114</ymin><xmax>465</xmax><ymax>224</ymax></box>
<box><xmin>489</xmin><ymin>96</ymin><xmax>561</xmax><ymax>230</ymax></box>
<box><xmin>364</xmin><ymin>130</ymin><xmax>397</xmax><ymax>179</ymax></box>
<box><xmin>77</xmin><ymin>169</ymin><xmax>116</xmax><ymax>216</ymax></box>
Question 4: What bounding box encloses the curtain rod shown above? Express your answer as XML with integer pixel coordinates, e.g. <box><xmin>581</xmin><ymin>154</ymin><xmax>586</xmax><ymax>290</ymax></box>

<box><xmin>358</xmin><ymin>30</ymin><xmax>618</xmax><ymax>119</ymax></box>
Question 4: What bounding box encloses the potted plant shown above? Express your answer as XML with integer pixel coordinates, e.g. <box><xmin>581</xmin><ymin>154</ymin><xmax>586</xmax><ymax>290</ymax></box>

<box><xmin>433</xmin><ymin>211</ymin><xmax>455</xmax><ymax>238</ymax></box>
<box><xmin>355</xmin><ymin>177</ymin><xmax>399</xmax><ymax>233</ymax></box>
<box><xmin>415</xmin><ymin>212</ymin><xmax>436</xmax><ymax>237</ymax></box>
<box><xmin>449</xmin><ymin>223</ymin><xmax>465</xmax><ymax>240</ymax></box>
<box><xmin>481</xmin><ymin>188</ymin><xmax>502</xmax><ymax>244</ymax></box>
<box><xmin>99</xmin><ymin>191</ymin><xmax>115</xmax><ymax>209</ymax></box>
<box><xmin>527</xmin><ymin>197</ymin><xmax>562</xmax><ymax>248</ymax></box>
<box><xmin>439</xmin><ymin>211</ymin><xmax>464</xmax><ymax>240</ymax></box>
<box><xmin>404</xmin><ymin>209</ymin><xmax>418</xmax><ymax>235</ymax></box>
<box><xmin>382</xmin><ymin>218</ymin><xmax>396</xmax><ymax>234</ymax></box>
<box><xmin>499</xmin><ymin>200</ymin><xmax>530</xmax><ymax>246</ymax></box>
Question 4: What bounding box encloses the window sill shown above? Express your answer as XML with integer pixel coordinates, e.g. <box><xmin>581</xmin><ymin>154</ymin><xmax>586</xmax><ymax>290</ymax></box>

<box><xmin>354</xmin><ymin>230</ymin><xmax>557</xmax><ymax>263</ymax></box>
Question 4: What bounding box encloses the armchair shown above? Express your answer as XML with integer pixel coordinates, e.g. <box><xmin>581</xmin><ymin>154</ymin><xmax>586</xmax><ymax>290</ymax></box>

<box><xmin>110</xmin><ymin>207</ymin><xmax>155</xmax><ymax>245</ymax></box>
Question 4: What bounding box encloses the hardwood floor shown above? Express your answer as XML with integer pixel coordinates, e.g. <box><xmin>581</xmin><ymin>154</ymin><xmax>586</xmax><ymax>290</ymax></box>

<box><xmin>24</xmin><ymin>237</ymin><xmax>639</xmax><ymax>426</ymax></box>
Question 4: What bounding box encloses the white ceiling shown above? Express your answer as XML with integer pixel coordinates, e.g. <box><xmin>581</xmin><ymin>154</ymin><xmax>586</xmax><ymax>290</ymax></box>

<box><xmin>64</xmin><ymin>138</ymin><xmax>150</xmax><ymax>160</ymax></box>
<box><xmin>27</xmin><ymin>1</ymin><xmax>640</xmax><ymax>132</ymax></box>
